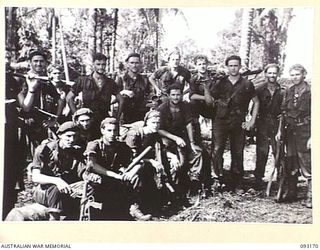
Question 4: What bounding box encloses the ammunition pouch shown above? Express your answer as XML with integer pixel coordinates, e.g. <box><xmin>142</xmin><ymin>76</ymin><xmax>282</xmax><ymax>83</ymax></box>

<box><xmin>285</xmin><ymin>116</ymin><xmax>310</xmax><ymax>127</ymax></box>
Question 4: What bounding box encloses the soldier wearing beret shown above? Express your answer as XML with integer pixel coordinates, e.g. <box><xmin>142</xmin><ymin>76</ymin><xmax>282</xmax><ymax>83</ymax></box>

<box><xmin>18</xmin><ymin>51</ymin><xmax>65</xmax><ymax>147</ymax></box>
<box><xmin>116</xmin><ymin>52</ymin><xmax>151</xmax><ymax>124</ymax></box>
<box><xmin>30</xmin><ymin>121</ymin><xmax>91</xmax><ymax>220</ymax></box>
<box><xmin>73</xmin><ymin>108</ymin><xmax>99</xmax><ymax>150</ymax></box>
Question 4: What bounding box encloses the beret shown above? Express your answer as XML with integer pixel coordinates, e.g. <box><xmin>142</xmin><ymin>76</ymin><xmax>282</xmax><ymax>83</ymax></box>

<box><xmin>73</xmin><ymin>108</ymin><xmax>93</xmax><ymax>122</ymax></box>
<box><xmin>57</xmin><ymin>121</ymin><xmax>78</xmax><ymax>134</ymax></box>
<box><xmin>125</xmin><ymin>52</ymin><xmax>140</xmax><ymax>62</ymax></box>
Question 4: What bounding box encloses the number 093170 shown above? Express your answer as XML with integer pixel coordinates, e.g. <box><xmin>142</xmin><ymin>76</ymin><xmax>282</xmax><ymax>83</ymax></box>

<box><xmin>300</xmin><ymin>244</ymin><xmax>319</xmax><ymax>248</ymax></box>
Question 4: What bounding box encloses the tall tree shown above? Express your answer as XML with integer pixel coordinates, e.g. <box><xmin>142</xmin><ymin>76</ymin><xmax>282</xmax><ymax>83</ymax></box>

<box><xmin>86</xmin><ymin>8</ymin><xmax>97</xmax><ymax>73</ymax></box>
<box><xmin>239</xmin><ymin>8</ymin><xmax>254</xmax><ymax>69</ymax></box>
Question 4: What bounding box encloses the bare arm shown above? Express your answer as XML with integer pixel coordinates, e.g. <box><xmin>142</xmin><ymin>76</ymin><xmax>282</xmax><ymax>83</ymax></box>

<box><xmin>158</xmin><ymin>129</ymin><xmax>186</xmax><ymax>147</ymax></box>
<box><xmin>66</xmin><ymin>90</ymin><xmax>77</xmax><ymax>114</ymax></box>
<box><xmin>87</xmin><ymin>156</ymin><xmax>122</xmax><ymax>180</ymax></box>
<box><xmin>32</xmin><ymin>169</ymin><xmax>72</xmax><ymax>194</ymax></box>
<box><xmin>148</xmin><ymin>73</ymin><xmax>161</xmax><ymax>96</ymax></box>
<box><xmin>250</xmin><ymin>95</ymin><xmax>260</xmax><ymax>125</ymax></box>
<box><xmin>18</xmin><ymin>74</ymin><xmax>41</xmax><ymax>112</ymax></box>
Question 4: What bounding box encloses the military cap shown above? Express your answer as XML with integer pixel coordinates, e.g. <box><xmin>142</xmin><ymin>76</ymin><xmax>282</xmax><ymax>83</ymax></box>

<box><xmin>125</xmin><ymin>52</ymin><xmax>140</xmax><ymax>62</ymax></box>
<box><xmin>29</xmin><ymin>50</ymin><xmax>47</xmax><ymax>61</ymax></box>
<box><xmin>73</xmin><ymin>108</ymin><xmax>93</xmax><ymax>122</ymax></box>
<box><xmin>57</xmin><ymin>121</ymin><xmax>78</xmax><ymax>134</ymax></box>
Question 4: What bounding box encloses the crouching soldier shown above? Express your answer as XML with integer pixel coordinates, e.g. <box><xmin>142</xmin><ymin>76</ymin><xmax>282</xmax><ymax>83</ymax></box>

<box><xmin>157</xmin><ymin>84</ymin><xmax>213</xmax><ymax>204</ymax></box>
<box><xmin>30</xmin><ymin>121</ymin><xmax>92</xmax><ymax>220</ymax></box>
<box><xmin>73</xmin><ymin>108</ymin><xmax>99</xmax><ymax>151</ymax></box>
<box><xmin>125</xmin><ymin>110</ymin><xmax>176</xmax><ymax>214</ymax></box>
<box><xmin>84</xmin><ymin>117</ymin><xmax>152</xmax><ymax>220</ymax></box>
<box><xmin>275</xmin><ymin>64</ymin><xmax>311</xmax><ymax>208</ymax></box>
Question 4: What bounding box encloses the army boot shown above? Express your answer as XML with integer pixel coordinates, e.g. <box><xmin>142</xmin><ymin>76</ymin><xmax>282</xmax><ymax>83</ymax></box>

<box><xmin>129</xmin><ymin>203</ymin><xmax>152</xmax><ymax>221</ymax></box>
<box><xmin>305</xmin><ymin>180</ymin><xmax>312</xmax><ymax>209</ymax></box>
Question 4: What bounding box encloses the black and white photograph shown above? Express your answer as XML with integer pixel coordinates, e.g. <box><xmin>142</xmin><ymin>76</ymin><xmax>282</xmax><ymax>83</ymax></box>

<box><xmin>2</xmin><ymin>6</ymin><xmax>314</xmax><ymax>224</ymax></box>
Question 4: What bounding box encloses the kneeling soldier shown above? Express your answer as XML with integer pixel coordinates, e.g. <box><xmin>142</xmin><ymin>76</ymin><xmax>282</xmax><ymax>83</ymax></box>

<box><xmin>30</xmin><ymin>122</ymin><xmax>88</xmax><ymax>220</ymax></box>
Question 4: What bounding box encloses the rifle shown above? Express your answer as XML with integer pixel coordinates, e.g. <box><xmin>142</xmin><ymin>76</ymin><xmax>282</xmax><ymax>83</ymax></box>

<box><xmin>79</xmin><ymin>160</ymin><xmax>102</xmax><ymax>221</ymax></box>
<box><xmin>154</xmin><ymin>142</ymin><xmax>175</xmax><ymax>193</ymax></box>
<box><xmin>266</xmin><ymin>140</ymin><xmax>283</xmax><ymax>197</ymax></box>
<box><xmin>122</xmin><ymin>146</ymin><xmax>153</xmax><ymax>174</ymax></box>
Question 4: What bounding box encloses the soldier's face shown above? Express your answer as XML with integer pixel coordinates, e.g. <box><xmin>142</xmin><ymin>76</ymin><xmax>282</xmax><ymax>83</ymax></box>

<box><xmin>290</xmin><ymin>69</ymin><xmax>305</xmax><ymax>85</ymax></box>
<box><xmin>195</xmin><ymin>59</ymin><xmax>208</xmax><ymax>74</ymax></box>
<box><xmin>146</xmin><ymin>116</ymin><xmax>160</xmax><ymax>133</ymax></box>
<box><xmin>30</xmin><ymin>55</ymin><xmax>46</xmax><ymax>74</ymax></box>
<box><xmin>169</xmin><ymin>89</ymin><xmax>182</xmax><ymax>105</ymax></box>
<box><xmin>93</xmin><ymin>60</ymin><xmax>106</xmax><ymax>74</ymax></box>
<box><xmin>77</xmin><ymin>115</ymin><xmax>92</xmax><ymax>131</ymax></box>
<box><xmin>49</xmin><ymin>68</ymin><xmax>61</xmax><ymax>82</ymax></box>
<box><xmin>227</xmin><ymin>59</ymin><xmax>241</xmax><ymax>76</ymax></box>
<box><xmin>265</xmin><ymin>67</ymin><xmax>279</xmax><ymax>83</ymax></box>
<box><xmin>59</xmin><ymin>131</ymin><xmax>76</xmax><ymax>148</ymax></box>
<box><xmin>169</xmin><ymin>54</ymin><xmax>180</xmax><ymax>68</ymax></box>
<box><xmin>127</xmin><ymin>56</ymin><xmax>141</xmax><ymax>74</ymax></box>
<box><xmin>101</xmin><ymin>124</ymin><xmax>117</xmax><ymax>142</ymax></box>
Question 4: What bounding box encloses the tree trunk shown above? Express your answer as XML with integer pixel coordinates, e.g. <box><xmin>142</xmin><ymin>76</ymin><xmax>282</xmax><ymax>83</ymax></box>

<box><xmin>6</xmin><ymin>7</ymin><xmax>17</xmax><ymax>52</ymax></box>
<box><xmin>154</xmin><ymin>9</ymin><xmax>160</xmax><ymax>69</ymax></box>
<box><xmin>51</xmin><ymin>8</ymin><xmax>56</xmax><ymax>64</ymax></box>
<box><xmin>239</xmin><ymin>8</ymin><xmax>254</xmax><ymax>69</ymax></box>
<box><xmin>96</xmin><ymin>9</ymin><xmax>103</xmax><ymax>53</ymax></box>
<box><xmin>87</xmin><ymin>8</ymin><xmax>97</xmax><ymax>74</ymax></box>
<box><xmin>110</xmin><ymin>8</ymin><xmax>118</xmax><ymax>73</ymax></box>
<box><xmin>278</xmin><ymin>8</ymin><xmax>293</xmax><ymax>74</ymax></box>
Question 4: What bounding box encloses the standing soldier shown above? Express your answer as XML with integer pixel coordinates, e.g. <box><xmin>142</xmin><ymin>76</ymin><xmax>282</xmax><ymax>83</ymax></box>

<box><xmin>66</xmin><ymin>53</ymin><xmax>121</xmax><ymax>131</ymax></box>
<box><xmin>3</xmin><ymin>50</ymin><xmax>23</xmax><ymax>219</ymax></box>
<box><xmin>254</xmin><ymin>64</ymin><xmax>284</xmax><ymax>189</ymax></box>
<box><xmin>210</xmin><ymin>55</ymin><xmax>259</xmax><ymax>191</ymax></box>
<box><xmin>18</xmin><ymin>51</ymin><xmax>64</xmax><ymax>147</ymax></box>
<box><xmin>149</xmin><ymin>50</ymin><xmax>191</xmax><ymax>100</ymax></box>
<box><xmin>189</xmin><ymin>55</ymin><xmax>215</xmax><ymax>142</ymax></box>
<box><xmin>47</xmin><ymin>64</ymin><xmax>70</xmax><ymax>124</ymax></box>
<box><xmin>275</xmin><ymin>64</ymin><xmax>311</xmax><ymax>208</ymax></box>
<box><xmin>116</xmin><ymin>53</ymin><xmax>151</xmax><ymax>124</ymax></box>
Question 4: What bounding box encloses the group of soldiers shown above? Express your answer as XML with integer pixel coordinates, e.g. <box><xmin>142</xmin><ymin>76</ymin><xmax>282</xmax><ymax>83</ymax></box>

<box><xmin>3</xmin><ymin>48</ymin><xmax>311</xmax><ymax>221</ymax></box>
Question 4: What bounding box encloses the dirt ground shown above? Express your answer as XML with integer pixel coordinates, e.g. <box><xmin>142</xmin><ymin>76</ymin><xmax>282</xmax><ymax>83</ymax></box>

<box><xmin>15</xmin><ymin>142</ymin><xmax>312</xmax><ymax>223</ymax></box>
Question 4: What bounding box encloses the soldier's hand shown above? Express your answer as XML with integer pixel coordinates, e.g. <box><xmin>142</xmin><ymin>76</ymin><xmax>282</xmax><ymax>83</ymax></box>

<box><xmin>307</xmin><ymin>137</ymin><xmax>311</xmax><ymax>150</ymax></box>
<box><xmin>190</xmin><ymin>142</ymin><xmax>202</xmax><ymax>154</ymax></box>
<box><xmin>26</xmin><ymin>72</ymin><xmax>41</xmax><ymax>92</ymax></box>
<box><xmin>275</xmin><ymin>131</ymin><xmax>281</xmax><ymax>142</ymax></box>
<box><xmin>83</xmin><ymin>172</ymin><xmax>102</xmax><ymax>184</ymax></box>
<box><xmin>56</xmin><ymin>179</ymin><xmax>72</xmax><ymax>195</ymax></box>
<box><xmin>122</xmin><ymin>168</ymin><xmax>138</xmax><ymax>182</ymax></box>
<box><xmin>120</xmin><ymin>90</ymin><xmax>134</xmax><ymax>98</ymax></box>
<box><xmin>149</xmin><ymin>159</ymin><xmax>164</xmax><ymax>174</ymax></box>
<box><xmin>175</xmin><ymin>137</ymin><xmax>186</xmax><ymax>147</ymax></box>
<box><xmin>242</xmin><ymin>120</ymin><xmax>255</xmax><ymax>131</ymax></box>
